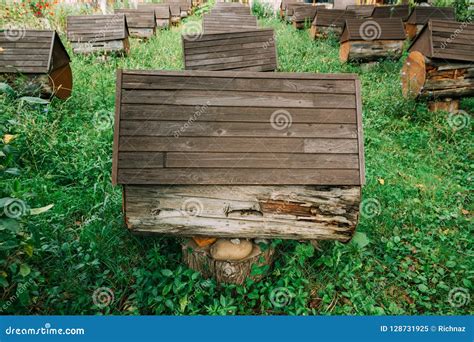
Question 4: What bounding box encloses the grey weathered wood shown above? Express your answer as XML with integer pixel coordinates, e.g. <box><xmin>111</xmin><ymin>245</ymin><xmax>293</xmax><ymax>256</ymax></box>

<box><xmin>124</xmin><ymin>185</ymin><xmax>361</xmax><ymax>241</ymax></box>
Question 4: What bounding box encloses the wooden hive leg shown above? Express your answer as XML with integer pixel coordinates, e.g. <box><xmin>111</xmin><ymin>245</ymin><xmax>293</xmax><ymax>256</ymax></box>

<box><xmin>182</xmin><ymin>238</ymin><xmax>275</xmax><ymax>285</ymax></box>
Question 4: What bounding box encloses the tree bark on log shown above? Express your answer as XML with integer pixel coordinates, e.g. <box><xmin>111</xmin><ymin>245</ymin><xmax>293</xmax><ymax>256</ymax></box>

<box><xmin>340</xmin><ymin>40</ymin><xmax>403</xmax><ymax>63</ymax></box>
<box><xmin>182</xmin><ymin>239</ymin><xmax>275</xmax><ymax>285</ymax></box>
<box><xmin>401</xmin><ymin>51</ymin><xmax>474</xmax><ymax>100</ymax></box>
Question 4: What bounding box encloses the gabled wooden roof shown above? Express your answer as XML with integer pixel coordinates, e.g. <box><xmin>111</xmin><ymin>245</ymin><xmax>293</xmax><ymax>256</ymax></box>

<box><xmin>340</xmin><ymin>18</ymin><xmax>406</xmax><ymax>42</ymax></box>
<box><xmin>112</xmin><ymin>70</ymin><xmax>365</xmax><ymax>186</ymax></box>
<box><xmin>210</xmin><ymin>4</ymin><xmax>251</xmax><ymax>15</ymax></box>
<box><xmin>137</xmin><ymin>4</ymin><xmax>171</xmax><ymax>19</ymax></box>
<box><xmin>292</xmin><ymin>5</ymin><xmax>321</xmax><ymax>23</ymax></box>
<box><xmin>281</xmin><ymin>0</ymin><xmax>304</xmax><ymax>10</ymax></box>
<box><xmin>202</xmin><ymin>14</ymin><xmax>258</xmax><ymax>33</ymax></box>
<box><xmin>312</xmin><ymin>8</ymin><xmax>357</xmax><ymax>28</ymax></box>
<box><xmin>346</xmin><ymin>5</ymin><xmax>375</xmax><ymax>18</ymax></box>
<box><xmin>0</xmin><ymin>30</ymin><xmax>70</xmax><ymax>74</ymax></box>
<box><xmin>114</xmin><ymin>9</ymin><xmax>156</xmax><ymax>29</ymax></box>
<box><xmin>67</xmin><ymin>15</ymin><xmax>128</xmax><ymax>43</ymax></box>
<box><xmin>408</xmin><ymin>20</ymin><xmax>474</xmax><ymax>62</ymax></box>
<box><xmin>182</xmin><ymin>29</ymin><xmax>277</xmax><ymax>71</ymax></box>
<box><xmin>371</xmin><ymin>4</ymin><xmax>410</xmax><ymax>21</ymax></box>
<box><xmin>406</xmin><ymin>6</ymin><xmax>455</xmax><ymax>25</ymax></box>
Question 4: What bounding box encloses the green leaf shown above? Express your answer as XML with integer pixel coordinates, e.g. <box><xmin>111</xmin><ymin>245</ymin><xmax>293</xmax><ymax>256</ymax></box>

<box><xmin>161</xmin><ymin>269</ymin><xmax>173</xmax><ymax>277</ymax></box>
<box><xmin>352</xmin><ymin>232</ymin><xmax>370</xmax><ymax>249</ymax></box>
<box><xmin>0</xmin><ymin>82</ymin><xmax>16</xmax><ymax>97</ymax></box>
<box><xmin>0</xmin><ymin>218</ymin><xmax>20</xmax><ymax>233</ymax></box>
<box><xmin>418</xmin><ymin>284</ymin><xmax>429</xmax><ymax>293</ymax></box>
<box><xmin>19</xmin><ymin>264</ymin><xmax>31</xmax><ymax>277</ymax></box>
<box><xmin>29</xmin><ymin>204</ymin><xmax>54</xmax><ymax>216</ymax></box>
<box><xmin>4</xmin><ymin>168</ymin><xmax>20</xmax><ymax>176</ymax></box>
<box><xmin>445</xmin><ymin>260</ymin><xmax>456</xmax><ymax>268</ymax></box>
<box><xmin>19</xmin><ymin>96</ymin><xmax>50</xmax><ymax>105</ymax></box>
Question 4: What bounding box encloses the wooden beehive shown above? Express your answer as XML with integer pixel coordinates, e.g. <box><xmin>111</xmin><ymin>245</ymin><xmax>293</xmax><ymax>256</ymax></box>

<box><xmin>114</xmin><ymin>9</ymin><xmax>156</xmax><ymax>39</ymax></box>
<box><xmin>67</xmin><ymin>14</ymin><xmax>130</xmax><ymax>55</ymax></box>
<box><xmin>310</xmin><ymin>8</ymin><xmax>357</xmax><ymax>39</ymax></box>
<box><xmin>0</xmin><ymin>30</ymin><xmax>72</xmax><ymax>99</ymax></box>
<box><xmin>292</xmin><ymin>4</ymin><xmax>322</xmax><ymax>29</ymax></box>
<box><xmin>401</xmin><ymin>20</ymin><xmax>474</xmax><ymax>111</ymax></box>
<box><xmin>202</xmin><ymin>13</ymin><xmax>258</xmax><ymax>33</ymax></box>
<box><xmin>137</xmin><ymin>4</ymin><xmax>172</xmax><ymax>29</ymax></box>
<box><xmin>280</xmin><ymin>0</ymin><xmax>304</xmax><ymax>20</ymax></box>
<box><xmin>346</xmin><ymin>4</ymin><xmax>375</xmax><ymax>18</ymax></box>
<box><xmin>166</xmin><ymin>0</ymin><xmax>192</xmax><ymax>18</ymax></box>
<box><xmin>182</xmin><ymin>29</ymin><xmax>277</xmax><ymax>71</ymax></box>
<box><xmin>112</xmin><ymin>70</ymin><xmax>365</xmax><ymax>242</ymax></box>
<box><xmin>339</xmin><ymin>18</ymin><xmax>406</xmax><ymax>62</ymax></box>
<box><xmin>371</xmin><ymin>4</ymin><xmax>411</xmax><ymax>22</ymax></box>
<box><xmin>210</xmin><ymin>3</ymin><xmax>251</xmax><ymax>16</ymax></box>
<box><xmin>405</xmin><ymin>6</ymin><xmax>455</xmax><ymax>40</ymax></box>
<box><xmin>284</xmin><ymin>3</ymin><xmax>313</xmax><ymax>23</ymax></box>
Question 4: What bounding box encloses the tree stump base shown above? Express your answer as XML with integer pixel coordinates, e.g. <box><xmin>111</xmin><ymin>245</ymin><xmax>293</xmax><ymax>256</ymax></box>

<box><xmin>182</xmin><ymin>239</ymin><xmax>275</xmax><ymax>285</ymax></box>
<box><xmin>428</xmin><ymin>99</ymin><xmax>460</xmax><ymax>113</ymax></box>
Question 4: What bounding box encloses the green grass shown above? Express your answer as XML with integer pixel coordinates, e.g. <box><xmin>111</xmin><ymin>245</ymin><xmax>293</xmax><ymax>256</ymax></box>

<box><xmin>0</xmin><ymin>11</ymin><xmax>473</xmax><ymax>315</ymax></box>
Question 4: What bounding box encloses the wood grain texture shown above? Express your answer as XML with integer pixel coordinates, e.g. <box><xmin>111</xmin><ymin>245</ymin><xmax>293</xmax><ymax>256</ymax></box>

<box><xmin>113</xmin><ymin>70</ymin><xmax>364</xmax><ymax>186</ymax></box>
<box><xmin>67</xmin><ymin>15</ymin><xmax>128</xmax><ymax>43</ymax></box>
<box><xmin>124</xmin><ymin>185</ymin><xmax>361</xmax><ymax>241</ymax></box>
<box><xmin>183</xmin><ymin>29</ymin><xmax>276</xmax><ymax>71</ymax></box>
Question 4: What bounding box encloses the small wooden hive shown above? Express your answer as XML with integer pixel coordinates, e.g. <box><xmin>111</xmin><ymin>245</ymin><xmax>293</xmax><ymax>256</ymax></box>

<box><xmin>112</xmin><ymin>69</ymin><xmax>365</xmax><ymax>242</ymax></box>
<box><xmin>138</xmin><ymin>4</ymin><xmax>172</xmax><ymax>29</ymax></box>
<box><xmin>166</xmin><ymin>0</ymin><xmax>192</xmax><ymax>18</ymax></box>
<box><xmin>182</xmin><ymin>29</ymin><xmax>277</xmax><ymax>71</ymax></box>
<box><xmin>405</xmin><ymin>6</ymin><xmax>455</xmax><ymax>40</ymax></box>
<box><xmin>310</xmin><ymin>8</ymin><xmax>357</xmax><ymax>39</ymax></box>
<box><xmin>114</xmin><ymin>9</ymin><xmax>156</xmax><ymax>39</ymax></box>
<box><xmin>346</xmin><ymin>4</ymin><xmax>375</xmax><ymax>18</ymax></box>
<box><xmin>202</xmin><ymin>13</ymin><xmax>258</xmax><ymax>33</ymax></box>
<box><xmin>0</xmin><ymin>30</ymin><xmax>72</xmax><ymax>99</ymax></box>
<box><xmin>371</xmin><ymin>4</ymin><xmax>411</xmax><ymax>22</ymax></box>
<box><xmin>339</xmin><ymin>18</ymin><xmax>406</xmax><ymax>63</ymax></box>
<box><xmin>402</xmin><ymin>20</ymin><xmax>474</xmax><ymax>111</ymax></box>
<box><xmin>67</xmin><ymin>14</ymin><xmax>130</xmax><ymax>55</ymax></box>
<box><xmin>292</xmin><ymin>4</ymin><xmax>322</xmax><ymax>29</ymax></box>
<box><xmin>280</xmin><ymin>0</ymin><xmax>304</xmax><ymax>20</ymax></box>
<box><xmin>284</xmin><ymin>3</ymin><xmax>313</xmax><ymax>23</ymax></box>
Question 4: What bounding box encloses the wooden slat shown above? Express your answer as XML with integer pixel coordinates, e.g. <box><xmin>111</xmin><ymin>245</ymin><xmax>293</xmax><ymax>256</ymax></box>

<box><xmin>118</xmin><ymin>168</ymin><xmax>361</xmax><ymax>185</ymax></box>
<box><xmin>67</xmin><ymin>15</ymin><xmax>127</xmax><ymax>42</ymax></box>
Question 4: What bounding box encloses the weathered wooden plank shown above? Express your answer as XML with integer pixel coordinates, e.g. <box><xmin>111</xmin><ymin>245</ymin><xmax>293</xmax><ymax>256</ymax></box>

<box><xmin>123</xmin><ymin>185</ymin><xmax>361</xmax><ymax>241</ymax></box>
<box><xmin>120</xmin><ymin>121</ymin><xmax>358</xmax><ymax>138</ymax></box>
<box><xmin>118</xmin><ymin>169</ymin><xmax>360</xmax><ymax>185</ymax></box>
<box><xmin>120</xmin><ymin>105</ymin><xmax>357</xmax><ymax>123</ymax></box>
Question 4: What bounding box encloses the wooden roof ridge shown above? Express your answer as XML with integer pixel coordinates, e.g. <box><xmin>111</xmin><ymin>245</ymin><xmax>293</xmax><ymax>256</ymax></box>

<box><xmin>0</xmin><ymin>30</ymin><xmax>70</xmax><ymax>74</ymax></box>
<box><xmin>406</xmin><ymin>6</ymin><xmax>456</xmax><ymax>25</ymax></box>
<box><xmin>340</xmin><ymin>17</ymin><xmax>406</xmax><ymax>42</ymax></box>
<box><xmin>408</xmin><ymin>19</ymin><xmax>474</xmax><ymax>62</ymax></box>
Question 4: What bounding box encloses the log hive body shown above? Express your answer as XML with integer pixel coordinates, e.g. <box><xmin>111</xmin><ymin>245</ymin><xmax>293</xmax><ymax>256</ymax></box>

<box><xmin>114</xmin><ymin>9</ymin><xmax>156</xmax><ymax>39</ymax></box>
<box><xmin>67</xmin><ymin>15</ymin><xmax>130</xmax><ymax>55</ymax></box>
<box><xmin>339</xmin><ymin>18</ymin><xmax>406</xmax><ymax>63</ymax></box>
<box><xmin>402</xmin><ymin>20</ymin><xmax>474</xmax><ymax>106</ymax></box>
<box><xmin>0</xmin><ymin>30</ymin><xmax>72</xmax><ymax>99</ymax></box>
